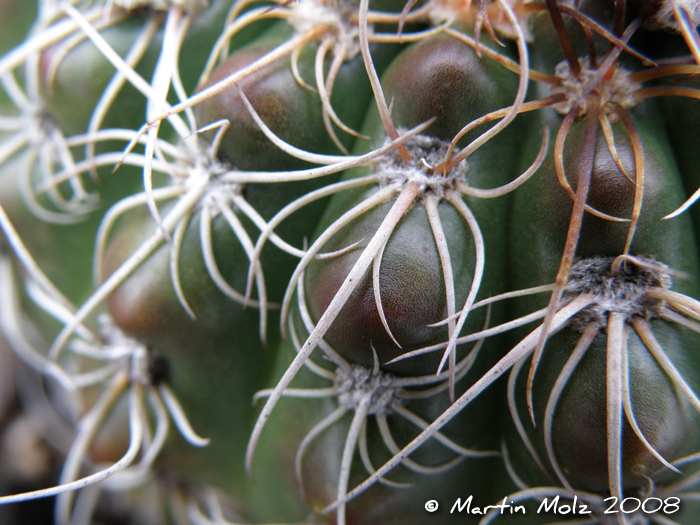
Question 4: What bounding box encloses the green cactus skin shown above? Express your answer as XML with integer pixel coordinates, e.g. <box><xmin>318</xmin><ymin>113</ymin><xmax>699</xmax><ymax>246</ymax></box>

<box><xmin>659</xmin><ymin>75</ymin><xmax>700</xmax><ymax>256</ymax></box>
<box><xmin>247</xmin><ymin>312</ymin><xmax>504</xmax><ymax>524</ymax></box>
<box><xmin>38</xmin><ymin>15</ymin><xmax>154</xmax><ymax>137</ymax></box>
<box><xmin>374</xmin><ymin>31</ymin><xmax>519</xmax><ymax>145</ymax></box>
<box><xmin>506</xmin><ymin>309</ymin><xmax>700</xmax><ymax>489</ymax></box>
<box><xmin>0</xmin><ymin>148</ymin><xmax>142</xmax><ymax>308</ymax></box>
<box><xmin>505</xmin><ymin>105</ymin><xmax>700</xmax><ymax>497</ymax></box>
<box><xmin>551</xmin><ymin>320</ymin><xmax>696</xmax><ymax>490</ymax></box>
<box><xmin>305</xmin><ymin>195</ymin><xmax>481</xmax><ymax>376</ymax></box>
<box><xmin>510</xmin><ymin>108</ymin><xmax>700</xmax><ymax>300</ymax></box>
<box><xmin>303</xmin><ymin>30</ymin><xmax>521</xmax><ymax>375</ymax></box>
<box><xmin>102</xmin><ymin>203</ymin><xmax>283</xmax><ymax>499</ymax></box>
<box><xmin>38</xmin><ymin>0</ymin><xmax>251</xmax><ymax>136</ymax></box>
<box><xmin>5</xmin><ymin>1</ymin><xmax>700</xmax><ymax>524</ymax></box>
<box><xmin>189</xmin><ymin>26</ymin><xmax>402</xmax><ymax>303</ymax></box>
<box><xmin>0</xmin><ymin>0</ymin><xmax>36</xmax><ymax>58</ymax></box>
<box><xmin>194</xmin><ymin>23</ymin><xmax>399</xmax><ymax>172</ymax></box>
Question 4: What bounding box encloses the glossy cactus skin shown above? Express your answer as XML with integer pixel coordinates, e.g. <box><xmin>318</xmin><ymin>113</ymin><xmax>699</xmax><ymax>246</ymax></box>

<box><xmin>248</xmin><ymin>308</ymin><xmax>504</xmax><ymax>524</ymax></box>
<box><xmin>510</xmin><ymin>109</ymin><xmax>700</xmax><ymax>294</ymax></box>
<box><xmin>99</xmin><ymin>209</ymin><xmax>262</xmax><ymax>492</ymax></box>
<box><xmin>303</xmin><ymin>31</ymin><xmax>520</xmax><ymax>375</ymax></box>
<box><xmin>504</xmin><ymin>90</ymin><xmax>700</xmax><ymax>503</ymax></box>
<box><xmin>305</xmin><ymin>197</ymin><xmax>477</xmax><ymax>375</ymax></box>
<box><xmin>194</xmin><ymin>24</ymin><xmax>398</xmax><ymax>172</ymax></box>
<box><xmin>38</xmin><ymin>0</ymin><xmax>255</xmax><ymax>136</ymax></box>
<box><xmin>551</xmin><ymin>322</ymin><xmax>697</xmax><ymax>490</ymax></box>
<box><xmin>374</xmin><ymin>32</ymin><xmax>518</xmax><ymax>144</ymax></box>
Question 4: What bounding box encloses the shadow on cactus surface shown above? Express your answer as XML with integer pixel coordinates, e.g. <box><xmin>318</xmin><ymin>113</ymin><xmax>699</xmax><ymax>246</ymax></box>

<box><xmin>4</xmin><ymin>0</ymin><xmax>700</xmax><ymax>524</ymax></box>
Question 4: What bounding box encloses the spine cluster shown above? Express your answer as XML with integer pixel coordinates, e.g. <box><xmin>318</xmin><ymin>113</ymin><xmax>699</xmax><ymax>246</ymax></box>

<box><xmin>1</xmin><ymin>1</ymin><xmax>700</xmax><ymax>524</ymax></box>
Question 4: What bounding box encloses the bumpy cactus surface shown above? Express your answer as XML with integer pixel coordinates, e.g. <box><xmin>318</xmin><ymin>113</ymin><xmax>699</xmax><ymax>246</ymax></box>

<box><xmin>3</xmin><ymin>1</ymin><xmax>700</xmax><ymax>524</ymax></box>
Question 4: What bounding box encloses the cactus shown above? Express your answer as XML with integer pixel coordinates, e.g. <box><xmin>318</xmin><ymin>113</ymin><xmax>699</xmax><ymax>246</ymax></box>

<box><xmin>2</xmin><ymin>1</ymin><xmax>700</xmax><ymax>524</ymax></box>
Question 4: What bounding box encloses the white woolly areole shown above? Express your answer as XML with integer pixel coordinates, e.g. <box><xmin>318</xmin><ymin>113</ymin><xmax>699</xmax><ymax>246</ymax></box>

<box><xmin>82</xmin><ymin>314</ymin><xmax>153</xmax><ymax>385</ymax></box>
<box><xmin>288</xmin><ymin>0</ymin><xmax>363</xmax><ymax>59</ymax></box>
<box><xmin>171</xmin><ymin>134</ymin><xmax>240</xmax><ymax>199</ymax></box>
<box><xmin>23</xmin><ymin>103</ymin><xmax>61</xmax><ymax>153</ymax></box>
<box><xmin>335</xmin><ymin>364</ymin><xmax>402</xmax><ymax>415</ymax></box>
<box><xmin>114</xmin><ymin>0</ymin><xmax>208</xmax><ymax>13</ymax></box>
<box><xmin>376</xmin><ymin>132</ymin><xmax>468</xmax><ymax>200</ymax></box>
<box><xmin>427</xmin><ymin>0</ymin><xmax>535</xmax><ymax>42</ymax></box>
<box><xmin>645</xmin><ymin>0</ymin><xmax>700</xmax><ymax>32</ymax></box>
<box><xmin>563</xmin><ymin>257</ymin><xmax>672</xmax><ymax>329</ymax></box>
<box><xmin>550</xmin><ymin>57</ymin><xmax>640</xmax><ymax>118</ymax></box>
